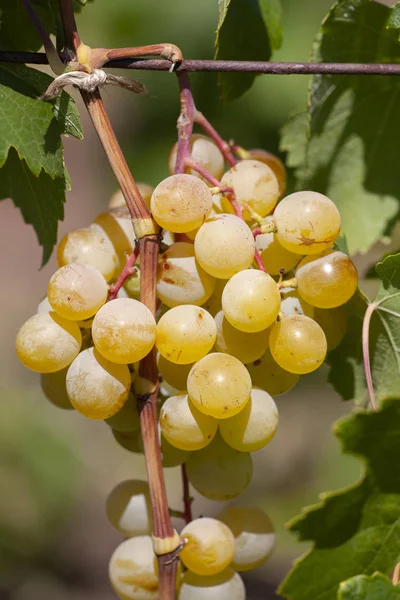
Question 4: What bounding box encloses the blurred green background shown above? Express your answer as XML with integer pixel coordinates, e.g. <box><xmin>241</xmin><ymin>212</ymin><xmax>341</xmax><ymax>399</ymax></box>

<box><xmin>1</xmin><ymin>0</ymin><xmax>392</xmax><ymax>598</ymax></box>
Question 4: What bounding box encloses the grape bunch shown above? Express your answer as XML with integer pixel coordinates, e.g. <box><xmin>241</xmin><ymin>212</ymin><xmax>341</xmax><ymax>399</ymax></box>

<box><xmin>16</xmin><ymin>132</ymin><xmax>358</xmax><ymax>599</ymax></box>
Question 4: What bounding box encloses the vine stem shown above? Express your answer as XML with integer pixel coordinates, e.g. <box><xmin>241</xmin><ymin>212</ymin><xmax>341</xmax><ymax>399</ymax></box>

<box><xmin>362</xmin><ymin>302</ymin><xmax>378</xmax><ymax>411</ymax></box>
<box><xmin>181</xmin><ymin>463</ymin><xmax>193</xmax><ymax>524</ymax></box>
<box><xmin>58</xmin><ymin>0</ymin><xmax>81</xmax><ymax>56</ymax></box>
<box><xmin>108</xmin><ymin>247</ymin><xmax>139</xmax><ymax>301</ymax></box>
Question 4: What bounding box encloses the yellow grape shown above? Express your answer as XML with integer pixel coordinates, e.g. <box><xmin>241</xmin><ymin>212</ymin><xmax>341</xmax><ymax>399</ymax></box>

<box><xmin>187</xmin><ymin>352</ymin><xmax>251</xmax><ymax>419</ymax></box>
<box><xmin>217</xmin><ymin>505</ymin><xmax>275</xmax><ymax>572</ymax></box>
<box><xmin>161</xmin><ymin>434</ymin><xmax>190</xmax><ymax>468</ymax></box>
<box><xmin>48</xmin><ymin>263</ymin><xmax>108</xmax><ymax>321</ymax></box>
<box><xmin>178</xmin><ymin>569</ymin><xmax>245</xmax><ymax>600</ymax></box>
<box><xmin>273</xmin><ymin>191</ymin><xmax>341</xmax><ymax>255</ymax></box>
<box><xmin>186</xmin><ymin>434</ymin><xmax>253</xmax><ymax>500</ymax></box>
<box><xmin>168</xmin><ymin>134</ymin><xmax>225</xmax><ymax>181</ymax></box>
<box><xmin>222</xmin><ymin>270</ymin><xmax>281</xmax><ymax>333</ymax></box>
<box><xmin>105</xmin><ymin>393</ymin><xmax>140</xmax><ymax>433</ymax></box>
<box><xmin>255</xmin><ymin>217</ymin><xmax>300</xmax><ymax>275</ymax></box>
<box><xmin>219</xmin><ymin>388</ymin><xmax>278</xmax><ymax>452</ymax></box>
<box><xmin>108</xmin><ymin>183</ymin><xmax>154</xmax><ymax>210</ymax></box>
<box><xmin>157</xmin><ymin>242</ymin><xmax>216</xmax><ymax>308</ymax></box>
<box><xmin>201</xmin><ymin>278</ymin><xmax>226</xmax><ymax>317</ymax></box>
<box><xmin>94</xmin><ymin>209</ymin><xmax>137</xmax><ymax>270</ymax></box>
<box><xmin>66</xmin><ymin>347</ymin><xmax>131</xmax><ymax>419</ymax></box>
<box><xmin>194</xmin><ymin>214</ymin><xmax>255</xmax><ymax>279</ymax></box>
<box><xmin>151</xmin><ymin>174</ymin><xmax>213</xmax><ymax>233</ymax></box>
<box><xmin>280</xmin><ymin>289</ymin><xmax>314</xmax><ymax>318</ymax></box>
<box><xmin>247</xmin><ymin>350</ymin><xmax>300</xmax><ymax>396</ymax></box>
<box><xmin>157</xmin><ymin>353</ymin><xmax>193</xmax><ymax>390</ymax></box>
<box><xmin>248</xmin><ymin>148</ymin><xmax>287</xmax><ymax>196</ymax></box>
<box><xmin>313</xmin><ymin>306</ymin><xmax>348</xmax><ymax>351</ymax></box>
<box><xmin>16</xmin><ymin>312</ymin><xmax>81</xmax><ymax>373</ymax></box>
<box><xmin>214</xmin><ymin>310</ymin><xmax>270</xmax><ymax>364</ymax></box>
<box><xmin>123</xmin><ymin>268</ymin><xmax>140</xmax><ymax>299</ymax></box>
<box><xmin>109</xmin><ymin>536</ymin><xmax>158</xmax><ymax>600</ymax></box>
<box><xmin>221</xmin><ymin>160</ymin><xmax>279</xmax><ymax>220</ymax></box>
<box><xmin>40</xmin><ymin>367</ymin><xmax>73</xmax><ymax>410</ymax></box>
<box><xmin>160</xmin><ymin>393</ymin><xmax>218</xmax><ymax>451</ymax></box>
<box><xmin>36</xmin><ymin>295</ymin><xmax>52</xmax><ymax>313</ymax></box>
<box><xmin>156</xmin><ymin>305</ymin><xmax>216</xmax><ymax>364</ymax></box>
<box><xmin>180</xmin><ymin>517</ymin><xmax>235</xmax><ymax>576</ymax></box>
<box><xmin>92</xmin><ymin>298</ymin><xmax>156</xmax><ymax>364</ymax></box>
<box><xmin>106</xmin><ymin>480</ymin><xmax>152</xmax><ymax>537</ymax></box>
<box><xmin>269</xmin><ymin>315</ymin><xmax>327</xmax><ymax>374</ymax></box>
<box><xmin>113</xmin><ymin>429</ymin><xmax>143</xmax><ymax>454</ymax></box>
<box><xmin>296</xmin><ymin>250</ymin><xmax>358</xmax><ymax>308</ymax></box>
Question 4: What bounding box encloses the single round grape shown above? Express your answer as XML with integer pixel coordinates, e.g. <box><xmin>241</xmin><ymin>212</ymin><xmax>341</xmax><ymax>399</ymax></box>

<box><xmin>179</xmin><ymin>568</ymin><xmax>245</xmax><ymax>600</ymax></box>
<box><xmin>255</xmin><ymin>218</ymin><xmax>300</xmax><ymax>275</ymax></box>
<box><xmin>37</xmin><ymin>295</ymin><xmax>52</xmax><ymax>313</ymax></box>
<box><xmin>180</xmin><ymin>517</ymin><xmax>235</xmax><ymax>576</ymax></box>
<box><xmin>48</xmin><ymin>263</ymin><xmax>108</xmax><ymax>321</ymax></box>
<box><xmin>57</xmin><ymin>225</ymin><xmax>118</xmax><ymax>282</ymax></box>
<box><xmin>168</xmin><ymin>134</ymin><xmax>225</xmax><ymax>181</ymax></box>
<box><xmin>201</xmin><ymin>279</ymin><xmax>226</xmax><ymax>317</ymax></box>
<box><xmin>40</xmin><ymin>367</ymin><xmax>73</xmax><ymax>409</ymax></box>
<box><xmin>109</xmin><ymin>536</ymin><xmax>158</xmax><ymax>600</ymax></box>
<box><xmin>124</xmin><ymin>268</ymin><xmax>141</xmax><ymax>299</ymax></box>
<box><xmin>194</xmin><ymin>214</ymin><xmax>255</xmax><ymax>279</ymax></box>
<box><xmin>105</xmin><ymin>393</ymin><xmax>140</xmax><ymax>433</ymax></box>
<box><xmin>113</xmin><ymin>429</ymin><xmax>144</xmax><ymax>454</ymax></box>
<box><xmin>92</xmin><ymin>298</ymin><xmax>156</xmax><ymax>364</ymax></box>
<box><xmin>94</xmin><ymin>208</ymin><xmax>137</xmax><ymax>270</ymax></box>
<box><xmin>313</xmin><ymin>306</ymin><xmax>348</xmax><ymax>352</ymax></box>
<box><xmin>151</xmin><ymin>174</ymin><xmax>212</xmax><ymax>233</ymax></box>
<box><xmin>66</xmin><ymin>347</ymin><xmax>130</xmax><ymax>419</ymax></box>
<box><xmin>221</xmin><ymin>160</ymin><xmax>279</xmax><ymax>220</ymax></box>
<box><xmin>157</xmin><ymin>242</ymin><xmax>216</xmax><ymax>308</ymax></box>
<box><xmin>186</xmin><ymin>434</ymin><xmax>253</xmax><ymax>500</ymax></box>
<box><xmin>222</xmin><ymin>270</ymin><xmax>281</xmax><ymax>333</ymax></box>
<box><xmin>269</xmin><ymin>315</ymin><xmax>327</xmax><ymax>374</ymax></box>
<box><xmin>296</xmin><ymin>250</ymin><xmax>358</xmax><ymax>309</ymax></box>
<box><xmin>156</xmin><ymin>305</ymin><xmax>216</xmax><ymax>365</ymax></box>
<box><xmin>187</xmin><ymin>353</ymin><xmax>251</xmax><ymax>419</ymax></box>
<box><xmin>247</xmin><ymin>350</ymin><xmax>300</xmax><ymax>396</ymax></box>
<box><xmin>106</xmin><ymin>480</ymin><xmax>152</xmax><ymax>537</ymax></box>
<box><xmin>273</xmin><ymin>191</ymin><xmax>341</xmax><ymax>255</ymax></box>
<box><xmin>280</xmin><ymin>289</ymin><xmax>314</xmax><ymax>318</ymax></box>
<box><xmin>160</xmin><ymin>393</ymin><xmax>218</xmax><ymax>451</ymax></box>
<box><xmin>219</xmin><ymin>388</ymin><xmax>278</xmax><ymax>452</ymax></box>
<box><xmin>157</xmin><ymin>354</ymin><xmax>193</xmax><ymax>390</ymax></box>
<box><xmin>217</xmin><ymin>506</ymin><xmax>275</xmax><ymax>572</ymax></box>
<box><xmin>109</xmin><ymin>183</ymin><xmax>154</xmax><ymax>210</ymax></box>
<box><xmin>16</xmin><ymin>312</ymin><xmax>81</xmax><ymax>373</ymax></box>
<box><xmin>214</xmin><ymin>310</ymin><xmax>270</xmax><ymax>364</ymax></box>
<box><xmin>248</xmin><ymin>149</ymin><xmax>287</xmax><ymax>196</ymax></box>
<box><xmin>161</xmin><ymin>434</ymin><xmax>190</xmax><ymax>468</ymax></box>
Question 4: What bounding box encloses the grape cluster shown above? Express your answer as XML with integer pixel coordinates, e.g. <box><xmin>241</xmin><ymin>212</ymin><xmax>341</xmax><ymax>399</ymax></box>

<box><xmin>16</xmin><ymin>133</ymin><xmax>358</xmax><ymax>599</ymax></box>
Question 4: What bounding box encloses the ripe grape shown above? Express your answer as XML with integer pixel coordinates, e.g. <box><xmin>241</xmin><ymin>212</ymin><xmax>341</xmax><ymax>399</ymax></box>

<box><xmin>109</xmin><ymin>183</ymin><xmax>154</xmax><ymax>210</ymax></box>
<box><xmin>157</xmin><ymin>354</ymin><xmax>193</xmax><ymax>390</ymax></box>
<box><xmin>214</xmin><ymin>310</ymin><xmax>270</xmax><ymax>364</ymax></box>
<box><xmin>40</xmin><ymin>367</ymin><xmax>73</xmax><ymax>410</ymax></box>
<box><xmin>296</xmin><ymin>250</ymin><xmax>358</xmax><ymax>308</ymax></box>
<box><xmin>273</xmin><ymin>191</ymin><xmax>341</xmax><ymax>255</ymax></box>
<box><xmin>194</xmin><ymin>214</ymin><xmax>255</xmax><ymax>279</ymax></box>
<box><xmin>113</xmin><ymin>429</ymin><xmax>144</xmax><ymax>454</ymax></box>
<box><xmin>186</xmin><ymin>434</ymin><xmax>253</xmax><ymax>500</ymax></box>
<box><xmin>92</xmin><ymin>298</ymin><xmax>156</xmax><ymax>364</ymax></box>
<box><xmin>201</xmin><ymin>279</ymin><xmax>226</xmax><ymax>317</ymax></box>
<box><xmin>187</xmin><ymin>353</ymin><xmax>251</xmax><ymax>419</ymax></box>
<box><xmin>179</xmin><ymin>569</ymin><xmax>245</xmax><ymax>600</ymax></box>
<box><xmin>313</xmin><ymin>306</ymin><xmax>348</xmax><ymax>351</ymax></box>
<box><xmin>106</xmin><ymin>479</ymin><xmax>152</xmax><ymax>537</ymax></box>
<box><xmin>57</xmin><ymin>225</ymin><xmax>118</xmax><ymax>282</ymax></box>
<box><xmin>157</xmin><ymin>242</ymin><xmax>216</xmax><ymax>308</ymax></box>
<box><xmin>269</xmin><ymin>315</ymin><xmax>327</xmax><ymax>374</ymax></box>
<box><xmin>221</xmin><ymin>160</ymin><xmax>279</xmax><ymax>220</ymax></box>
<box><xmin>168</xmin><ymin>134</ymin><xmax>225</xmax><ymax>181</ymax></box>
<box><xmin>247</xmin><ymin>350</ymin><xmax>299</xmax><ymax>396</ymax></box>
<box><xmin>280</xmin><ymin>289</ymin><xmax>314</xmax><ymax>318</ymax></box>
<box><xmin>105</xmin><ymin>393</ymin><xmax>140</xmax><ymax>433</ymax></box>
<box><xmin>66</xmin><ymin>347</ymin><xmax>130</xmax><ymax>419</ymax></box>
<box><xmin>124</xmin><ymin>268</ymin><xmax>141</xmax><ymax>299</ymax></box>
<box><xmin>156</xmin><ymin>305</ymin><xmax>216</xmax><ymax>364</ymax></box>
<box><xmin>160</xmin><ymin>393</ymin><xmax>218</xmax><ymax>451</ymax></box>
<box><xmin>151</xmin><ymin>174</ymin><xmax>213</xmax><ymax>233</ymax></box>
<box><xmin>248</xmin><ymin>149</ymin><xmax>287</xmax><ymax>196</ymax></box>
<box><xmin>48</xmin><ymin>263</ymin><xmax>108</xmax><ymax>321</ymax></box>
<box><xmin>161</xmin><ymin>434</ymin><xmax>190</xmax><ymax>468</ymax></box>
<box><xmin>37</xmin><ymin>295</ymin><xmax>52</xmax><ymax>314</ymax></box>
<box><xmin>94</xmin><ymin>208</ymin><xmax>137</xmax><ymax>270</ymax></box>
<box><xmin>180</xmin><ymin>517</ymin><xmax>235</xmax><ymax>576</ymax></box>
<box><xmin>255</xmin><ymin>218</ymin><xmax>300</xmax><ymax>275</ymax></box>
<box><xmin>16</xmin><ymin>312</ymin><xmax>81</xmax><ymax>373</ymax></box>
<box><xmin>109</xmin><ymin>536</ymin><xmax>158</xmax><ymax>600</ymax></box>
<box><xmin>217</xmin><ymin>506</ymin><xmax>275</xmax><ymax>571</ymax></box>
<box><xmin>222</xmin><ymin>270</ymin><xmax>281</xmax><ymax>333</ymax></box>
<box><xmin>219</xmin><ymin>388</ymin><xmax>278</xmax><ymax>452</ymax></box>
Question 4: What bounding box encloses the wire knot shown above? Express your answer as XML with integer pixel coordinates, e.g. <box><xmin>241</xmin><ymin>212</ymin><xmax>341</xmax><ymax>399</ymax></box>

<box><xmin>41</xmin><ymin>68</ymin><xmax>146</xmax><ymax>101</ymax></box>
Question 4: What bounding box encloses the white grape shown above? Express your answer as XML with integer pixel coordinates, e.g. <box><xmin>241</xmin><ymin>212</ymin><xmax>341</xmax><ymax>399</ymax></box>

<box><xmin>157</xmin><ymin>354</ymin><xmax>193</xmax><ymax>390</ymax></box>
<box><xmin>113</xmin><ymin>429</ymin><xmax>144</xmax><ymax>454</ymax></box>
<box><xmin>109</xmin><ymin>536</ymin><xmax>158</xmax><ymax>600</ymax></box>
<box><xmin>180</xmin><ymin>517</ymin><xmax>235</xmax><ymax>576</ymax></box>
<box><xmin>247</xmin><ymin>350</ymin><xmax>300</xmax><ymax>396</ymax></box>
<box><xmin>161</xmin><ymin>434</ymin><xmax>190</xmax><ymax>468</ymax></box>
<box><xmin>40</xmin><ymin>367</ymin><xmax>73</xmax><ymax>410</ymax></box>
<box><xmin>106</xmin><ymin>480</ymin><xmax>152</xmax><ymax>537</ymax></box>
<box><xmin>94</xmin><ymin>209</ymin><xmax>137</xmax><ymax>270</ymax></box>
<box><xmin>179</xmin><ymin>569</ymin><xmax>246</xmax><ymax>600</ymax></box>
<box><xmin>255</xmin><ymin>217</ymin><xmax>300</xmax><ymax>275</ymax></box>
<box><xmin>214</xmin><ymin>310</ymin><xmax>270</xmax><ymax>364</ymax></box>
<box><xmin>109</xmin><ymin>183</ymin><xmax>154</xmax><ymax>210</ymax></box>
<box><xmin>169</xmin><ymin>134</ymin><xmax>225</xmax><ymax>181</ymax></box>
<box><xmin>105</xmin><ymin>393</ymin><xmax>140</xmax><ymax>433</ymax></box>
<box><xmin>37</xmin><ymin>295</ymin><xmax>52</xmax><ymax>313</ymax></box>
<box><xmin>280</xmin><ymin>289</ymin><xmax>314</xmax><ymax>318</ymax></box>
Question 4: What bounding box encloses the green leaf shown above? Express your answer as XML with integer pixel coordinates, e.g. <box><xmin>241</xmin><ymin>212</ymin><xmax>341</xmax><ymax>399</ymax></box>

<box><xmin>280</xmin><ymin>0</ymin><xmax>400</xmax><ymax>255</ymax></box>
<box><xmin>214</xmin><ymin>0</ymin><xmax>282</xmax><ymax>102</ymax></box>
<box><xmin>279</xmin><ymin>398</ymin><xmax>400</xmax><ymax>600</ymax></box>
<box><xmin>328</xmin><ymin>254</ymin><xmax>400</xmax><ymax>405</ymax></box>
<box><xmin>338</xmin><ymin>573</ymin><xmax>400</xmax><ymax>599</ymax></box>
<box><xmin>388</xmin><ymin>3</ymin><xmax>400</xmax><ymax>37</ymax></box>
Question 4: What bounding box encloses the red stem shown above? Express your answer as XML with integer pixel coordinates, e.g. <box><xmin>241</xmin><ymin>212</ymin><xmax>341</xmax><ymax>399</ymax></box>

<box><xmin>362</xmin><ymin>302</ymin><xmax>377</xmax><ymax>411</ymax></box>
<box><xmin>181</xmin><ymin>463</ymin><xmax>193</xmax><ymax>524</ymax></box>
<box><xmin>175</xmin><ymin>72</ymin><xmax>196</xmax><ymax>174</ymax></box>
<box><xmin>108</xmin><ymin>246</ymin><xmax>139</xmax><ymax>301</ymax></box>
<box><xmin>194</xmin><ymin>111</ymin><xmax>237</xmax><ymax>167</ymax></box>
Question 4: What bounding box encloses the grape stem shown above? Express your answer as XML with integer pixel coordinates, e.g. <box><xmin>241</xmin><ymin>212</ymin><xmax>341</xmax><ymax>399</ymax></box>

<box><xmin>362</xmin><ymin>302</ymin><xmax>378</xmax><ymax>411</ymax></box>
<box><xmin>181</xmin><ymin>463</ymin><xmax>193</xmax><ymax>524</ymax></box>
<box><xmin>194</xmin><ymin>111</ymin><xmax>237</xmax><ymax>167</ymax></box>
<box><xmin>108</xmin><ymin>246</ymin><xmax>139</xmax><ymax>301</ymax></box>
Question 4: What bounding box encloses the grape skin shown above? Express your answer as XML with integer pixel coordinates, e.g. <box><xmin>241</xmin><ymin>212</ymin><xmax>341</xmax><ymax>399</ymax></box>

<box><xmin>113</xmin><ymin>429</ymin><xmax>144</xmax><ymax>454</ymax></box>
<box><xmin>214</xmin><ymin>310</ymin><xmax>270</xmax><ymax>364</ymax></box>
<box><xmin>296</xmin><ymin>250</ymin><xmax>358</xmax><ymax>308</ymax></box>
<box><xmin>269</xmin><ymin>315</ymin><xmax>327</xmax><ymax>375</ymax></box>
<box><xmin>248</xmin><ymin>149</ymin><xmax>287</xmax><ymax>196</ymax></box>
<box><xmin>168</xmin><ymin>134</ymin><xmax>225</xmax><ymax>181</ymax></box>
<box><xmin>219</xmin><ymin>388</ymin><xmax>279</xmax><ymax>452</ymax></box>
<box><xmin>41</xmin><ymin>367</ymin><xmax>73</xmax><ymax>410</ymax></box>
<box><xmin>105</xmin><ymin>393</ymin><xmax>140</xmax><ymax>433</ymax></box>
<box><xmin>247</xmin><ymin>350</ymin><xmax>299</xmax><ymax>396</ymax></box>
<box><xmin>160</xmin><ymin>393</ymin><xmax>218</xmax><ymax>451</ymax></box>
<box><xmin>187</xmin><ymin>353</ymin><xmax>251</xmax><ymax>419</ymax></box>
<box><xmin>273</xmin><ymin>191</ymin><xmax>341</xmax><ymax>255</ymax></box>
<box><xmin>106</xmin><ymin>480</ymin><xmax>152</xmax><ymax>537</ymax></box>
<box><xmin>109</xmin><ymin>183</ymin><xmax>154</xmax><ymax>210</ymax></box>
<box><xmin>16</xmin><ymin>312</ymin><xmax>82</xmax><ymax>373</ymax></box>
<box><xmin>157</xmin><ymin>354</ymin><xmax>193</xmax><ymax>390</ymax></box>
<box><xmin>313</xmin><ymin>305</ymin><xmax>348</xmax><ymax>351</ymax></box>
<box><xmin>109</xmin><ymin>536</ymin><xmax>159</xmax><ymax>600</ymax></box>
<box><xmin>161</xmin><ymin>434</ymin><xmax>190</xmax><ymax>468</ymax></box>
<box><xmin>280</xmin><ymin>289</ymin><xmax>314</xmax><ymax>318</ymax></box>
<box><xmin>180</xmin><ymin>517</ymin><xmax>235</xmax><ymax>576</ymax></box>
<box><xmin>179</xmin><ymin>568</ymin><xmax>245</xmax><ymax>600</ymax></box>
<box><xmin>94</xmin><ymin>209</ymin><xmax>137</xmax><ymax>271</ymax></box>
<box><xmin>37</xmin><ymin>295</ymin><xmax>52</xmax><ymax>314</ymax></box>
<box><xmin>255</xmin><ymin>217</ymin><xmax>300</xmax><ymax>275</ymax></box>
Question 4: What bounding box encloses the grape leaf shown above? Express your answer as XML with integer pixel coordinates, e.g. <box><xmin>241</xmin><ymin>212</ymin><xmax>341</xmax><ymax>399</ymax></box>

<box><xmin>279</xmin><ymin>397</ymin><xmax>400</xmax><ymax>600</ymax></box>
<box><xmin>328</xmin><ymin>254</ymin><xmax>400</xmax><ymax>405</ymax></box>
<box><xmin>280</xmin><ymin>0</ymin><xmax>400</xmax><ymax>255</ymax></box>
<box><xmin>214</xmin><ymin>0</ymin><xmax>282</xmax><ymax>102</ymax></box>
<box><xmin>338</xmin><ymin>573</ymin><xmax>400</xmax><ymax>599</ymax></box>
